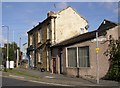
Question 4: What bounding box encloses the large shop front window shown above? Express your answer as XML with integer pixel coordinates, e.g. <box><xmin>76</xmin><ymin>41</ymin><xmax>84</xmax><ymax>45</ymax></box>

<box><xmin>67</xmin><ymin>48</ymin><xmax>77</xmax><ymax>67</ymax></box>
<box><xmin>67</xmin><ymin>46</ymin><xmax>90</xmax><ymax>68</ymax></box>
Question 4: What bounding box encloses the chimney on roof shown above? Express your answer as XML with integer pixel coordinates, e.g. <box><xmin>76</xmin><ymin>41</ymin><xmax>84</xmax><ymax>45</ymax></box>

<box><xmin>47</xmin><ymin>11</ymin><xmax>55</xmax><ymax>17</ymax></box>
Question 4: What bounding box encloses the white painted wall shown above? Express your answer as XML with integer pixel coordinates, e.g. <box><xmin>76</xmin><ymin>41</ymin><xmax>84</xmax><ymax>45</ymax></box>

<box><xmin>51</xmin><ymin>7</ymin><xmax>88</xmax><ymax>45</ymax></box>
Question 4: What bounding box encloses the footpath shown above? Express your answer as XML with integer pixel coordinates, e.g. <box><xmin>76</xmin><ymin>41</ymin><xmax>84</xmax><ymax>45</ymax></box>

<box><xmin>2</xmin><ymin>67</ymin><xmax>120</xmax><ymax>87</ymax></box>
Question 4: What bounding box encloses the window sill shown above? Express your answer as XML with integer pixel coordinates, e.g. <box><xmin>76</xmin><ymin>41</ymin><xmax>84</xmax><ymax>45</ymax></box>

<box><xmin>66</xmin><ymin>67</ymin><xmax>91</xmax><ymax>69</ymax></box>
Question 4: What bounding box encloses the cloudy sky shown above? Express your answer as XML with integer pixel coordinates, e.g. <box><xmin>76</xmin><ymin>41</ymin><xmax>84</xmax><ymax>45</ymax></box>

<box><xmin>2</xmin><ymin>2</ymin><xmax>118</xmax><ymax>50</ymax></box>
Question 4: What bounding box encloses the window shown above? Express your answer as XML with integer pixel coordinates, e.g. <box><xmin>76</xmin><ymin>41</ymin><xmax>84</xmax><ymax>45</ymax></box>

<box><xmin>47</xmin><ymin>24</ymin><xmax>51</xmax><ymax>40</ymax></box>
<box><xmin>38</xmin><ymin>49</ymin><xmax>42</xmax><ymax>62</ymax></box>
<box><xmin>67</xmin><ymin>46</ymin><xmax>90</xmax><ymax>68</ymax></box>
<box><xmin>40</xmin><ymin>30</ymin><xmax>42</xmax><ymax>43</ymax></box>
<box><xmin>78</xmin><ymin>46</ymin><xmax>90</xmax><ymax>67</ymax></box>
<box><xmin>80</xmin><ymin>28</ymin><xmax>84</xmax><ymax>34</ymax></box>
<box><xmin>38</xmin><ymin>31</ymin><xmax>40</xmax><ymax>43</ymax></box>
<box><xmin>30</xmin><ymin>35</ymin><xmax>33</xmax><ymax>45</ymax></box>
<box><xmin>67</xmin><ymin>48</ymin><xmax>77</xmax><ymax>67</ymax></box>
<box><xmin>38</xmin><ymin>30</ymin><xmax>42</xmax><ymax>43</ymax></box>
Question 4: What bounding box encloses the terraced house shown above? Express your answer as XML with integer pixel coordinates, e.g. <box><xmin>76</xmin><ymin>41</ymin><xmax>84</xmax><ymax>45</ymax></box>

<box><xmin>27</xmin><ymin>6</ymin><xmax>89</xmax><ymax>71</ymax></box>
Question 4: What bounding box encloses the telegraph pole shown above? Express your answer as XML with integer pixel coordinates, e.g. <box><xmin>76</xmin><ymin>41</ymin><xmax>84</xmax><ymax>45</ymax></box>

<box><xmin>96</xmin><ymin>31</ymin><xmax>100</xmax><ymax>84</ymax></box>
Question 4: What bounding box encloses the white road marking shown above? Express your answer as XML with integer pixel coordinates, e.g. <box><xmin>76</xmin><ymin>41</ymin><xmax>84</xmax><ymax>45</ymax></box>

<box><xmin>9</xmin><ymin>75</ymin><xmax>24</xmax><ymax>79</ymax></box>
<box><xmin>44</xmin><ymin>76</ymin><xmax>54</xmax><ymax>79</ymax></box>
<box><xmin>29</xmin><ymin>80</ymin><xmax>74</xmax><ymax>86</ymax></box>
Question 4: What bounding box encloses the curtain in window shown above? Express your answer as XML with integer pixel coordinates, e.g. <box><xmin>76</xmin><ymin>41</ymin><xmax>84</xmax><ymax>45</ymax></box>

<box><xmin>78</xmin><ymin>47</ymin><xmax>89</xmax><ymax>67</ymax></box>
<box><xmin>67</xmin><ymin>48</ymin><xmax>77</xmax><ymax>67</ymax></box>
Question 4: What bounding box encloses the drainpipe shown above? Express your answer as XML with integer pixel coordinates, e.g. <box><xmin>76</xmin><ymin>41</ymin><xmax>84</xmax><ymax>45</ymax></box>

<box><xmin>27</xmin><ymin>51</ymin><xmax>30</xmax><ymax>67</ymax></box>
<box><xmin>54</xmin><ymin>17</ymin><xmax>56</xmax><ymax>44</ymax></box>
<box><xmin>34</xmin><ymin>34</ymin><xmax>36</xmax><ymax>68</ymax></box>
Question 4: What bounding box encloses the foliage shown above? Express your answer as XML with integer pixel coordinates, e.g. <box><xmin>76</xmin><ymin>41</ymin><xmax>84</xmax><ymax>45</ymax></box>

<box><xmin>104</xmin><ymin>36</ymin><xmax>120</xmax><ymax>82</ymax></box>
<box><xmin>2</xmin><ymin>42</ymin><xmax>19</xmax><ymax>61</ymax></box>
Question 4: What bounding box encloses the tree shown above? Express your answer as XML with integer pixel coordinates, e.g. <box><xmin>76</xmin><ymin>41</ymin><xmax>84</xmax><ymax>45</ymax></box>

<box><xmin>2</xmin><ymin>42</ymin><xmax>19</xmax><ymax>62</ymax></box>
<box><xmin>104</xmin><ymin>35</ymin><xmax>120</xmax><ymax>82</ymax></box>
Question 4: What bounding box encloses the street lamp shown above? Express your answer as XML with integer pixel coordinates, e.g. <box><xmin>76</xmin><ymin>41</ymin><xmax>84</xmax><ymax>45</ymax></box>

<box><xmin>2</xmin><ymin>25</ymin><xmax>9</xmax><ymax>69</ymax></box>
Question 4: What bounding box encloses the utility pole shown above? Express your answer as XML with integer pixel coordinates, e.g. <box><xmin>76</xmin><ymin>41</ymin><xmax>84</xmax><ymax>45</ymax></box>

<box><xmin>2</xmin><ymin>25</ymin><xmax>9</xmax><ymax>69</ymax></box>
<box><xmin>96</xmin><ymin>31</ymin><xmax>100</xmax><ymax>84</ymax></box>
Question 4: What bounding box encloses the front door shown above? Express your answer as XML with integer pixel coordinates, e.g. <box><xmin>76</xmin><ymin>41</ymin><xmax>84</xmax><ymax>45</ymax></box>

<box><xmin>53</xmin><ymin>58</ymin><xmax>56</xmax><ymax>73</ymax></box>
<box><xmin>60</xmin><ymin>51</ymin><xmax>63</xmax><ymax>74</ymax></box>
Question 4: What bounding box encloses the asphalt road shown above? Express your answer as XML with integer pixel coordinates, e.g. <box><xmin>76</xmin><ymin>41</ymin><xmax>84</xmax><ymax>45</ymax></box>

<box><xmin>1</xmin><ymin>77</ymin><xmax>73</xmax><ymax>88</ymax></box>
<box><xmin>1</xmin><ymin>77</ymin><xmax>119</xmax><ymax>88</ymax></box>
<box><xmin>2</xmin><ymin>77</ymin><xmax>53</xmax><ymax>86</ymax></box>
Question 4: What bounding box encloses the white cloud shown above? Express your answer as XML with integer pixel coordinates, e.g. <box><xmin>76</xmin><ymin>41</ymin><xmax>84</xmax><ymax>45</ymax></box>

<box><xmin>54</xmin><ymin>2</ymin><xmax>68</xmax><ymax>11</ymax></box>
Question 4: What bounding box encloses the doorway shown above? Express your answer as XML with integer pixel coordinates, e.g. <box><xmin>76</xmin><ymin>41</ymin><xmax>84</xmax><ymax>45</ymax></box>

<box><xmin>53</xmin><ymin>58</ymin><xmax>56</xmax><ymax>73</ymax></box>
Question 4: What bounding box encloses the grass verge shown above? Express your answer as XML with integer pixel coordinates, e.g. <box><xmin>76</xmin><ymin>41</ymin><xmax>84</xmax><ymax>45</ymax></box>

<box><xmin>4</xmin><ymin>69</ymin><xmax>40</xmax><ymax>79</ymax></box>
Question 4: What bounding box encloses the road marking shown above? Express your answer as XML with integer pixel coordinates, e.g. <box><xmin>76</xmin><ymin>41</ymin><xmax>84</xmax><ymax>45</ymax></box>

<box><xmin>9</xmin><ymin>75</ymin><xmax>24</xmax><ymax>79</ymax></box>
<box><xmin>44</xmin><ymin>76</ymin><xmax>54</xmax><ymax>79</ymax></box>
<box><xmin>29</xmin><ymin>80</ymin><xmax>74</xmax><ymax>86</ymax></box>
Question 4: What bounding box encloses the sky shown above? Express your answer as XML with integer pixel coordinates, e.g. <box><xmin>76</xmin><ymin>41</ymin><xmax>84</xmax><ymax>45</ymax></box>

<box><xmin>2</xmin><ymin>2</ymin><xmax>118</xmax><ymax>51</ymax></box>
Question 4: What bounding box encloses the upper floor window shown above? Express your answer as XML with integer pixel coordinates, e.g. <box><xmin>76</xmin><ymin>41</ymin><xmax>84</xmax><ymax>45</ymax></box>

<box><xmin>38</xmin><ymin>29</ymin><xmax>42</xmax><ymax>43</ymax></box>
<box><xmin>38</xmin><ymin>30</ymin><xmax>40</xmax><ymax>43</ymax></box>
<box><xmin>47</xmin><ymin>24</ymin><xmax>51</xmax><ymax>40</ymax></box>
<box><xmin>30</xmin><ymin>35</ymin><xmax>33</xmax><ymax>45</ymax></box>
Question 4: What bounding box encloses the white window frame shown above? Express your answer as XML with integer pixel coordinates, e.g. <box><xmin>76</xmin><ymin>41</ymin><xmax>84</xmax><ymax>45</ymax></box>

<box><xmin>66</xmin><ymin>46</ymin><xmax>90</xmax><ymax>68</ymax></box>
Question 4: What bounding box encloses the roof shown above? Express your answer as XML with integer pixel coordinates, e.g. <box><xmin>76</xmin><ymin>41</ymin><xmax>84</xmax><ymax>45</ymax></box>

<box><xmin>27</xmin><ymin>16</ymin><xmax>54</xmax><ymax>34</ymax></box>
<box><xmin>27</xmin><ymin>6</ymin><xmax>88</xmax><ymax>34</ymax></box>
<box><xmin>52</xmin><ymin>19</ymin><xmax>118</xmax><ymax>48</ymax></box>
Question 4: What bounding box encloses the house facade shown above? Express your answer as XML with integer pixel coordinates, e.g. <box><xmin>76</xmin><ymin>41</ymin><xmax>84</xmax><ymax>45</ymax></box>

<box><xmin>27</xmin><ymin>6</ymin><xmax>88</xmax><ymax>71</ymax></box>
<box><xmin>51</xmin><ymin>19</ymin><xmax>119</xmax><ymax>79</ymax></box>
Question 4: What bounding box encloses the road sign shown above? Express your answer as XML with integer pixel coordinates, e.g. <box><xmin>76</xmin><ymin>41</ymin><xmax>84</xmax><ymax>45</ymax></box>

<box><xmin>96</xmin><ymin>48</ymin><xmax>100</xmax><ymax>53</ymax></box>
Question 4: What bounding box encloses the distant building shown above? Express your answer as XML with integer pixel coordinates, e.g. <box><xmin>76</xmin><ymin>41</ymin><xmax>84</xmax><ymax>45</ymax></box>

<box><xmin>51</xmin><ymin>19</ymin><xmax>119</xmax><ymax>79</ymax></box>
<box><xmin>27</xmin><ymin>6</ymin><xmax>88</xmax><ymax>71</ymax></box>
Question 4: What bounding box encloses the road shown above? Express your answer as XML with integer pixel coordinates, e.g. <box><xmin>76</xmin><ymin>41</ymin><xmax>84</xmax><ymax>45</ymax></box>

<box><xmin>1</xmin><ymin>77</ymin><xmax>73</xmax><ymax>88</ymax></box>
<box><xmin>1</xmin><ymin>76</ymin><xmax>119</xmax><ymax>88</ymax></box>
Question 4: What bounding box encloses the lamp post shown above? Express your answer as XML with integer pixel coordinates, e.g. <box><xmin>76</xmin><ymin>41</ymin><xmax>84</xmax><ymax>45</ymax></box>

<box><xmin>2</xmin><ymin>25</ymin><xmax>9</xmax><ymax>69</ymax></box>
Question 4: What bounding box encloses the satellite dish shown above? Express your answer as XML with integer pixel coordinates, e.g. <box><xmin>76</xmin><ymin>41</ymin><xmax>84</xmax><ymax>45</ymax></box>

<box><xmin>85</xmin><ymin>25</ymin><xmax>89</xmax><ymax>30</ymax></box>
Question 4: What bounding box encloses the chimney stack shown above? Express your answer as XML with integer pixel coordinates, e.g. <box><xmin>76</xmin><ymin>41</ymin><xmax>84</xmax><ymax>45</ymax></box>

<box><xmin>47</xmin><ymin>11</ymin><xmax>55</xmax><ymax>17</ymax></box>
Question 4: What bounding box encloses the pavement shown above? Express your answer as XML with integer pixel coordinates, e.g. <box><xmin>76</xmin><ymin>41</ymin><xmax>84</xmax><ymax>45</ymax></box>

<box><xmin>2</xmin><ymin>67</ymin><xmax>120</xmax><ymax>87</ymax></box>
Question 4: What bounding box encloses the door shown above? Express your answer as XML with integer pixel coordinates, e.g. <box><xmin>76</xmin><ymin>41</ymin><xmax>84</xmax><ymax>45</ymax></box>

<box><xmin>53</xmin><ymin>58</ymin><xmax>56</xmax><ymax>73</ymax></box>
<box><xmin>60</xmin><ymin>51</ymin><xmax>63</xmax><ymax>74</ymax></box>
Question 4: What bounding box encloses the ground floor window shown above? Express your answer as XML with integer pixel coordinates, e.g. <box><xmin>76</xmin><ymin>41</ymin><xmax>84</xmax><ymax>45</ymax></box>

<box><xmin>38</xmin><ymin>49</ymin><xmax>42</xmax><ymax>63</ymax></box>
<box><xmin>78</xmin><ymin>46</ymin><xmax>90</xmax><ymax>67</ymax></box>
<box><xmin>67</xmin><ymin>48</ymin><xmax>77</xmax><ymax>67</ymax></box>
<box><xmin>67</xmin><ymin>46</ymin><xmax>90</xmax><ymax>68</ymax></box>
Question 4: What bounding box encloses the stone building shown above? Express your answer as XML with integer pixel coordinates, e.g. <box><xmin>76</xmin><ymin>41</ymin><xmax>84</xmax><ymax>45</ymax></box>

<box><xmin>27</xmin><ymin>6</ymin><xmax>88</xmax><ymax>71</ymax></box>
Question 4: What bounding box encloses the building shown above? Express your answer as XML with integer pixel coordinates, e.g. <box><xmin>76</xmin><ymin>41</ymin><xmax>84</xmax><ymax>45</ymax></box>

<box><xmin>27</xmin><ymin>6</ymin><xmax>88</xmax><ymax>71</ymax></box>
<box><xmin>51</xmin><ymin>19</ymin><xmax>119</xmax><ymax>79</ymax></box>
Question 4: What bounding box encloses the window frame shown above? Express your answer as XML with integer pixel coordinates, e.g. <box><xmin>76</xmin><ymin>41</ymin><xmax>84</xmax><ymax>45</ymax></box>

<box><xmin>67</xmin><ymin>47</ymin><xmax>77</xmax><ymax>68</ymax></box>
<box><xmin>47</xmin><ymin>24</ymin><xmax>51</xmax><ymax>40</ymax></box>
<box><xmin>66</xmin><ymin>46</ymin><xmax>90</xmax><ymax>68</ymax></box>
<box><xmin>30</xmin><ymin>35</ymin><xmax>33</xmax><ymax>45</ymax></box>
<box><xmin>78</xmin><ymin>46</ymin><xmax>90</xmax><ymax>67</ymax></box>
